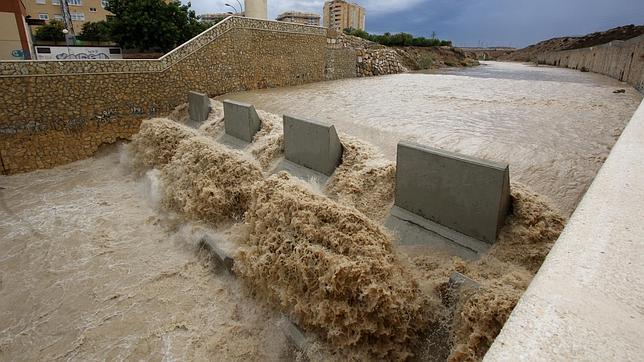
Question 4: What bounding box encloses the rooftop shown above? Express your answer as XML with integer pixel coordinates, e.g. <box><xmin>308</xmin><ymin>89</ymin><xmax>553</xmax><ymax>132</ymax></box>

<box><xmin>277</xmin><ymin>11</ymin><xmax>321</xmax><ymax>19</ymax></box>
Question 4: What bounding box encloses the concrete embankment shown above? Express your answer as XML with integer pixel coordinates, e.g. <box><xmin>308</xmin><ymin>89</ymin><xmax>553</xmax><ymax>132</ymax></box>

<box><xmin>538</xmin><ymin>35</ymin><xmax>644</xmax><ymax>91</ymax></box>
<box><xmin>485</xmin><ymin>98</ymin><xmax>644</xmax><ymax>360</ymax></box>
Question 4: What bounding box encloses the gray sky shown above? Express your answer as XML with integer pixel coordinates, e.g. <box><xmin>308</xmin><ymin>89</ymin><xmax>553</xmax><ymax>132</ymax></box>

<box><xmin>183</xmin><ymin>0</ymin><xmax>644</xmax><ymax>47</ymax></box>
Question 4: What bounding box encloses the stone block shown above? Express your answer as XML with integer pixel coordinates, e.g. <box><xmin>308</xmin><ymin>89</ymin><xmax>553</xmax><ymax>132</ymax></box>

<box><xmin>188</xmin><ymin>91</ymin><xmax>211</xmax><ymax>123</ymax></box>
<box><xmin>395</xmin><ymin>141</ymin><xmax>511</xmax><ymax>244</ymax></box>
<box><xmin>283</xmin><ymin>115</ymin><xmax>343</xmax><ymax>176</ymax></box>
<box><xmin>223</xmin><ymin>100</ymin><xmax>262</xmax><ymax>142</ymax></box>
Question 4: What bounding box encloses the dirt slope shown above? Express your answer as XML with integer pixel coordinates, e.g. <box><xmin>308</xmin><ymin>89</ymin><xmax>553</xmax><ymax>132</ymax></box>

<box><xmin>501</xmin><ymin>24</ymin><xmax>644</xmax><ymax>62</ymax></box>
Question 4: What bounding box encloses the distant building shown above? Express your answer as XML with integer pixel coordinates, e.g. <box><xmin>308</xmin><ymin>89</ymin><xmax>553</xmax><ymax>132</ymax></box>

<box><xmin>323</xmin><ymin>1</ymin><xmax>365</xmax><ymax>31</ymax></box>
<box><xmin>24</xmin><ymin>0</ymin><xmax>113</xmax><ymax>34</ymax></box>
<box><xmin>276</xmin><ymin>11</ymin><xmax>320</xmax><ymax>26</ymax></box>
<box><xmin>0</xmin><ymin>0</ymin><xmax>33</xmax><ymax>59</ymax></box>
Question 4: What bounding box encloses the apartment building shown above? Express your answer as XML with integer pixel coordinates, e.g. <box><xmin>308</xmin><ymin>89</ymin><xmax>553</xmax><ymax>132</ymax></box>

<box><xmin>276</xmin><ymin>11</ymin><xmax>321</xmax><ymax>26</ymax></box>
<box><xmin>323</xmin><ymin>0</ymin><xmax>365</xmax><ymax>31</ymax></box>
<box><xmin>24</xmin><ymin>0</ymin><xmax>112</xmax><ymax>34</ymax></box>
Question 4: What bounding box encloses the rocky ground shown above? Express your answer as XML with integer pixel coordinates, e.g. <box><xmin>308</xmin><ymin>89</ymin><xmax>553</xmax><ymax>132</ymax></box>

<box><xmin>337</xmin><ymin>34</ymin><xmax>479</xmax><ymax>76</ymax></box>
<box><xmin>500</xmin><ymin>24</ymin><xmax>644</xmax><ymax>62</ymax></box>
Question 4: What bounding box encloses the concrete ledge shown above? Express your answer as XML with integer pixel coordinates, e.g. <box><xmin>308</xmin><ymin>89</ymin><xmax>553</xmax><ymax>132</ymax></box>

<box><xmin>283</xmin><ymin>115</ymin><xmax>343</xmax><ymax>176</ymax></box>
<box><xmin>386</xmin><ymin>206</ymin><xmax>490</xmax><ymax>260</ymax></box>
<box><xmin>485</xmin><ymin>99</ymin><xmax>644</xmax><ymax>361</ymax></box>
<box><xmin>188</xmin><ymin>91</ymin><xmax>211</xmax><ymax>124</ymax></box>
<box><xmin>395</xmin><ymin>141</ymin><xmax>510</xmax><ymax>244</ymax></box>
<box><xmin>223</xmin><ymin>100</ymin><xmax>262</xmax><ymax>142</ymax></box>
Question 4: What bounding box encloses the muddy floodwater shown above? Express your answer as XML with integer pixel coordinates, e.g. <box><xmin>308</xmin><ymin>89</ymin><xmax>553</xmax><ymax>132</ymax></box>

<box><xmin>0</xmin><ymin>61</ymin><xmax>641</xmax><ymax>360</ymax></box>
<box><xmin>0</xmin><ymin>151</ymin><xmax>291</xmax><ymax>360</ymax></box>
<box><xmin>221</xmin><ymin>61</ymin><xmax>642</xmax><ymax>215</ymax></box>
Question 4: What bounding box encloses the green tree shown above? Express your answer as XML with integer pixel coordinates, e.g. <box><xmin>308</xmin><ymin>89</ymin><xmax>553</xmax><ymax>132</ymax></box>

<box><xmin>343</xmin><ymin>27</ymin><xmax>452</xmax><ymax>48</ymax></box>
<box><xmin>34</xmin><ymin>20</ymin><xmax>66</xmax><ymax>42</ymax></box>
<box><xmin>106</xmin><ymin>0</ymin><xmax>207</xmax><ymax>52</ymax></box>
<box><xmin>77</xmin><ymin>21</ymin><xmax>113</xmax><ymax>42</ymax></box>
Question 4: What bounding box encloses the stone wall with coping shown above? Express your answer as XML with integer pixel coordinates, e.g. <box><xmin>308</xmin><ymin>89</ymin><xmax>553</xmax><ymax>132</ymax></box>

<box><xmin>0</xmin><ymin>16</ymin><xmax>327</xmax><ymax>174</ymax></box>
<box><xmin>537</xmin><ymin>35</ymin><xmax>644</xmax><ymax>92</ymax></box>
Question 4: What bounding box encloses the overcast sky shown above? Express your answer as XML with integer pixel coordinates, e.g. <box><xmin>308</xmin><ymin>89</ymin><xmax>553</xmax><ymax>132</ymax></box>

<box><xmin>183</xmin><ymin>0</ymin><xmax>644</xmax><ymax>47</ymax></box>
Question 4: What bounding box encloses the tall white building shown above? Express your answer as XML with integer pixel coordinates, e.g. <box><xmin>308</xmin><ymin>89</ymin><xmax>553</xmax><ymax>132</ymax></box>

<box><xmin>244</xmin><ymin>0</ymin><xmax>267</xmax><ymax>19</ymax></box>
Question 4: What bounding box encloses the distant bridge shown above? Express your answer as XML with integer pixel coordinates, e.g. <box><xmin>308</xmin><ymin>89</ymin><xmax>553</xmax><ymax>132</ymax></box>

<box><xmin>456</xmin><ymin>47</ymin><xmax>516</xmax><ymax>60</ymax></box>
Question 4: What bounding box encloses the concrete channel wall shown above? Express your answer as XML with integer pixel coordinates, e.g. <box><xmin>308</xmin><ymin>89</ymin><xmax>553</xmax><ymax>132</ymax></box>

<box><xmin>537</xmin><ymin>35</ymin><xmax>644</xmax><ymax>91</ymax></box>
<box><xmin>0</xmin><ymin>17</ymin><xmax>327</xmax><ymax>175</ymax></box>
<box><xmin>485</xmin><ymin>99</ymin><xmax>644</xmax><ymax>361</ymax></box>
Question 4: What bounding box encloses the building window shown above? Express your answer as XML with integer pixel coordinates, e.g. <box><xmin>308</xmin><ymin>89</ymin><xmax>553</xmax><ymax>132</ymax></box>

<box><xmin>38</xmin><ymin>13</ymin><xmax>49</xmax><ymax>20</ymax></box>
<box><xmin>36</xmin><ymin>0</ymin><xmax>46</xmax><ymax>4</ymax></box>
<box><xmin>101</xmin><ymin>0</ymin><xmax>109</xmax><ymax>8</ymax></box>
<box><xmin>53</xmin><ymin>14</ymin><xmax>63</xmax><ymax>20</ymax></box>
<box><xmin>52</xmin><ymin>0</ymin><xmax>60</xmax><ymax>5</ymax></box>
<box><xmin>68</xmin><ymin>0</ymin><xmax>82</xmax><ymax>6</ymax></box>
<box><xmin>70</xmin><ymin>12</ymin><xmax>85</xmax><ymax>21</ymax></box>
<box><xmin>89</xmin><ymin>7</ymin><xmax>96</xmax><ymax>12</ymax></box>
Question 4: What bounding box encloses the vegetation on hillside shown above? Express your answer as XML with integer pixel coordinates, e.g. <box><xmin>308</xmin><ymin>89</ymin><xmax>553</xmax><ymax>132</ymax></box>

<box><xmin>344</xmin><ymin>28</ymin><xmax>452</xmax><ymax>47</ymax></box>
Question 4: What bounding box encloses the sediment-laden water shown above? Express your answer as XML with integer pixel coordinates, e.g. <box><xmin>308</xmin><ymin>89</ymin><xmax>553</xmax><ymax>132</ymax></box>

<box><xmin>220</xmin><ymin>61</ymin><xmax>642</xmax><ymax>216</ymax></box>
<box><xmin>0</xmin><ymin>62</ymin><xmax>641</xmax><ymax>361</ymax></box>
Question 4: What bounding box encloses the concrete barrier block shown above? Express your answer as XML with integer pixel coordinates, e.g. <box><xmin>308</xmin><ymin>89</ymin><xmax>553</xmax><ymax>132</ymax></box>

<box><xmin>395</xmin><ymin>141</ymin><xmax>511</xmax><ymax>244</ymax></box>
<box><xmin>198</xmin><ymin>235</ymin><xmax>234</xmax><ymax>274</ymax></box>
<box><xmin>223</xmin><ymin>100</ymin><xmax>262</xmax><ymax>142</ymax></box>
<box><xmin>441</xmin><ymin>271</ymin><xmax>481</xmax><ymax>309</ymax></box>
<box><xmin>283</xmin><ymin>115</ymin><xmax>343</xmax><ymax>176</ymax></box>
<box><xmin>188</xmin><ymin>91</ymin><xmax>211</xmax><ymax>123</ymax></box>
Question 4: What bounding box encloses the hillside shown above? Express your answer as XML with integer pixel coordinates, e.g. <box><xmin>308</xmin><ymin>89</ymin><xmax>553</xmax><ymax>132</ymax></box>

<box><xmin>339</xmin><ymin>34</ymin><xmax>479</xmax><ymax>72</ymax></box>
<box><xmin>500</xmin><ymin>24</ymin><xmax>644</xmax><ymax>62</ymax></box>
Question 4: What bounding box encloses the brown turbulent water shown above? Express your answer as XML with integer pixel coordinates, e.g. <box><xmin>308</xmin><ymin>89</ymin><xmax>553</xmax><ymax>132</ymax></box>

<box><xmin>0</xmin><ymin>62</ymin><xmax>641</xmax><ymax>361</ymax></box>
<box><xmin>220</xmin><ymin>61</ymin><xmax>642</xmax><ymax>216</ymax></box>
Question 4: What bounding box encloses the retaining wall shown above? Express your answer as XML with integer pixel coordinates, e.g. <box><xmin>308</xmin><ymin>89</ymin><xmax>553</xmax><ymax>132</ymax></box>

<box><xmin>485</xmin><ymin>99</ymin><xmax>644</xmax><ymax>360</ymax></box>
<box><xmin>325</xmin><ymin>38</ymin><xmax>357</xmax><ymax>80</ymax></box>
<box><xmin>0</xmin><ymin>16</ymin><xmax>327</xmax><ymax>174</ymax></box>
<box><xmin>537</xmin><ymin>35</ymin><xmax>644</xmax><ymax>91</ymax></box>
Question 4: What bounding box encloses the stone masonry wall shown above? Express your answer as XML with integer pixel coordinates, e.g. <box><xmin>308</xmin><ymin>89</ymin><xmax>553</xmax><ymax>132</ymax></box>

<box><xmin>356</xmin><ymin>48</ymin><xmax>408</xmax><ymax>77</ymax></box>
<box><xmin>325</xmin><ymin>32</ymin><xmax>408</xmax><ymax>78</ymax></box>
<box><xmin>0</xmin><ymin>17</ymin><xmax>326</xmax><ymax>174</ymax></box>
<box><xmin>325</xmin><ymin>37</ymin><xmax>357</xmax><ymax>80</ymax></box>
<box><xmin>538</xmin><ymin>35</ymin><xmax>644</xmax><ymax>92</ymax></box>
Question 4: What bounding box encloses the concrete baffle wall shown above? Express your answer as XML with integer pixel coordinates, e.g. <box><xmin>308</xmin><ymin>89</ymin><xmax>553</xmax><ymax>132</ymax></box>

<box><xmin>283</xmin><ymin>115</ymin><xmax>343</xmax><ymax>176</ymax></box>
<box><xmin>395</xmin><ymin>141</ymin><xmax>511</xmax><ymax>244</ymax></box>
<box><xmin>223</xmin><ymin>100</ymin><xmax>262</xmax><ymax>142</ymax></box>
<box><xmin>189</xmin><ymin>91</ymin><xmax>211</xmax><ymax>123</ymax></box>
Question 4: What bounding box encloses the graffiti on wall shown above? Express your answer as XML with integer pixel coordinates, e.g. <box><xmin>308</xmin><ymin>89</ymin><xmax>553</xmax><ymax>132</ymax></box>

<box><xmin>11</xmin><ymin>50</ymin><xmax>24</xmax><ymax>59</ymax></box>
<box><xmin>55</xmin><ymin>52</ymin><xmax>110</xmax><ymax>60</ymax></box>
<box><xmin>35</xmin><ymin>46</ymin><xmax>123</xmax><ymax>60</ymax></box>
